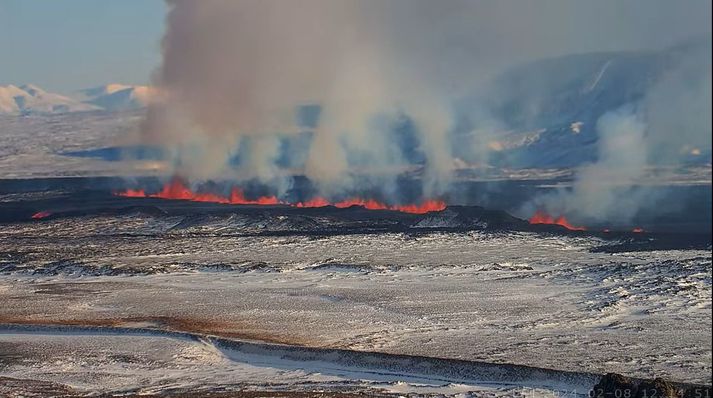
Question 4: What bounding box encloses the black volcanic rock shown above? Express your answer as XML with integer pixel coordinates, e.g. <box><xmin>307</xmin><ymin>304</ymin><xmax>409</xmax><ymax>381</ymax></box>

<box><xmin>412</xmin><ymin>206</ymin><xmax>529</xmax><ymax>230</ymax></box>
<box><xmin>636</xmin><ymin>378</ymin><xmax>681</xmax><ymax>398</ymax></box>
<box><xmin>592</xmin><ymin>373</ymin><xmax>638</xmax><ymax>398</ymax></box>
<box><xmin>116</xmin><ymin>205</ymin><xmax>169</xmax><ymax>217</ymax></box>
<box><xmin>591</xmin><ymin>373</ymin><xmax>708</xmax><ymax>398</ymax></box>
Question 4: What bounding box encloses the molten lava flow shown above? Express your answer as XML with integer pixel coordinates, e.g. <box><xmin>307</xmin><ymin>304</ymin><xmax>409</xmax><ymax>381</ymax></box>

<box><xmin>295</xmin><ymin>196</ymin><xmax>445</xmax><ymax>214</ymax></box>
<box><xmin>229</xmin><ymin>187</ymin><xmax>280</xmax><ymax>205</ymax></box>
<box><xmin>155</xmin><ymin>178</ymin><xmax>202</xmax><ymax>201</ymax></box>
<box><xmin>118</xmin><ymin>189</ymin><xmax>147</xmax><ymax>198</ymax></box>
<box><xmin>529</xmin><ymin>210</ymin><xmax>586</xmax><ymax>231</ymax></box>
<box><xmin>31</xmin><ymin>211</ymin><xmax>52</xmax><ymax>219</ymax></box>
<box><xmin>335</xmin><ymin>198</ymin><xmax>389</xmax><ymax>210</ymax></box>
<box><xmin>295</xmin><ymin>197</ymin><xmax>331</xmax><ymax>208</ymax></box>
<box><xmin>394</xmin><ymin>200</ymin><xmax>448</xmax><ymax>214</ymax></box>
<box><xmin>117</xmin><ymin>178</ymin><xmax>280</xmax><ymax>205</ymax></box>
<box><xmin>115</xmin><ymin>179</ymin><xmax>445</xmax><ymax>214</ymax></box>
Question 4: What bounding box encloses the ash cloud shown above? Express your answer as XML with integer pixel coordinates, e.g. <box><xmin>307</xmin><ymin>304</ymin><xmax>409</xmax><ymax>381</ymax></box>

<box><xmin>141</xmin><ymin>0</ymin><xmax>710</xmax><ymax>210</ymax></box>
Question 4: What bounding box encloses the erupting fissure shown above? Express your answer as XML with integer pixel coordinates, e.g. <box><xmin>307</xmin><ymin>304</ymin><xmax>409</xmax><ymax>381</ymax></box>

<box><xmin>528</xmin><ymin>210</ymin><xmax>587</xmax><ymax>231</ymax></box>
<box><xmin>115</xmin><ymin>178</ymin><xmax>446</xmax><ymax>214</ymax></box>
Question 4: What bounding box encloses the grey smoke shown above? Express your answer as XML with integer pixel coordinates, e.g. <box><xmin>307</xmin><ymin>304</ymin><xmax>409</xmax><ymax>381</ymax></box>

<box><xmin>142</xmin><ymin>0</ymin><xmax>710</xmax><ymax>209</ymax></box>
<box><xmin>529</xmin><ymin>108</ymin><xmax>649</xmax><ymax>223</ymax></box>
<box><xmin>644</xmin><ymin>41</ymin><xmax>712</xmax><ymax>165</ymax></box>
<box><xmin>526</xmin><ymin>38</ymin><xmax>712</xmax><ymax>225</ymax></box>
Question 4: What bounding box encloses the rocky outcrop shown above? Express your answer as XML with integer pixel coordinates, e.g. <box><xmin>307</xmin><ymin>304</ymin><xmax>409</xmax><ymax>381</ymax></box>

<box><xmin>592</xmin><ymin>373</ymin><xmax>711</xmax><ymax>398</ymax></box>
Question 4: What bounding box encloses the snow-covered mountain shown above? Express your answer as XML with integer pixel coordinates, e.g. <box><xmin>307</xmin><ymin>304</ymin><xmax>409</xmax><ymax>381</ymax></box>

<box><xmin>79</xmin><ymin>84</ymin><xmax>155</xmax><ymax>111</ymax></box>
<box><xmin>457</xmin><ymin>38</ymin><xmax>712</xmax><ymax>168</ymax></box>
<box><xmin>0</xmin><ymin>83</ymin><xmax>156</xmax><ymax>115</ymax></box>
<box><xmin>0</xmin><ymin>84</ymin><xmax>99</xmax><ymax>115</ymax></box>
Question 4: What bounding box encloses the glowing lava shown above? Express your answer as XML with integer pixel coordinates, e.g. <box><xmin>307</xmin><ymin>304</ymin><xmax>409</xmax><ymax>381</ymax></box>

<box><xmin>529</xmin><ymin>210</ymin><xmax>586</xmax><ymax>231</ymax></box>
<box><xmin>31</xmin><ymin>211</ymin><xmax>52</xmax><ymax>219</ymax></box>
<box><xmin>117</xmin><ymin>178</ymin><xmax>280</xmax><ymax>205</ymax></box>
<box><xmin>119</xmin><ymin>189</ymin><xmax>147</xmax><ymax>198</ymax></box>
<box><xmin>116</xmin><ymin>179</ymin><xmax>445</xmax><ymax>214</ymax></box>
<box><xmin>296</xmin><ymin>197</ymin><xmax>446</xmax><ymax>214</ymax></box>
<box><xmin>229</xmin><ymin>187</ymin><xmax>280</xmax><ymax>205</ymax></box>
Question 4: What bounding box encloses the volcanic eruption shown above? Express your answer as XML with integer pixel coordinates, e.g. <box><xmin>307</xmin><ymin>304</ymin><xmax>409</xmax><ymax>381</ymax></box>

<box><xmin>116</xmin><ymin>178</ymin><xmax>446</xmax><ymax>214</ymax></box>
<box><xmin>528</xmin><ymin>210</ymin><xmax>587</xmax><ymax>231</ymax></box>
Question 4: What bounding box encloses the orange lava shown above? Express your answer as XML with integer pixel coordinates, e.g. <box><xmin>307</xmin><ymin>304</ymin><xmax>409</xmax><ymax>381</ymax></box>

<box><xmin>229</xmin><ymin>187</ymin><xmax>281</xmax><ymax>205</ymax></box>
<box><xmin>31</xmin><ymin>211</ymin><xmax>52</xmax><ymax>219</ymax></box>
<box><xmin>118</xmin><ymin>189</ymin><xmax>148</xmax><ymax>198</ymax></box>
<box><xmin>392</xmin><ymin>200</ymin><xmax>448</xmax><ymax>214</ymax></box>
<box><xmin>295</xmin><ymin>197</ymin><xmax>331</xmax><ymax>208</ymax></box>
<box><xmin>117</xmin><ymin>178</ymin><xmax>281</xmax><ymax>205</ymax></box>
<box><xmin>296</xmin><ymin>196</ymin><xmax>446</xmax><ymax>214</ymax></box>
<box><xmin>529</xmin><ymin>210</ymin><xmax>586</xmax><ymax>231</ymax></box>
<box><xmin>116</xmin><ymin>179</ymin><xmax>445</xmax><ymax>214</ymax></box>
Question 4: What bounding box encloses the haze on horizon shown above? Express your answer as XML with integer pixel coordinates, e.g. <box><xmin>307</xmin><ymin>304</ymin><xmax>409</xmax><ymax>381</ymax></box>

<box><xmin>0</xmin><ymin>0</ymin><xmax>165</xmax><ymax>93</ymax></box>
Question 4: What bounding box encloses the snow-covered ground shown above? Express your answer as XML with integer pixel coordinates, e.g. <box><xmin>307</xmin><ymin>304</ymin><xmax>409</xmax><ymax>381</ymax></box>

<box><xmin>0</xmin><ymin>212</ymin><xmax>710</xmax><ymax>394</ymax></box>
<box><xmin>0</xmin><ymin>84</ymin><xmax>710</xmax><ymax>395</ymax></box>
<box><xmin>0</xmin><ymin>111</ymin><xmax>167</xmax><ymax>178</ymax></box>
<box><xmin>0</xmin><ymin>324</ymin><xmax>599</xmax><ymax>397</ymax></box>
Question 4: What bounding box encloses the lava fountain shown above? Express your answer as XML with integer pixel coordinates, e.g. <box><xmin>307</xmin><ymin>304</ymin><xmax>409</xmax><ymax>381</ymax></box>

<box><xmin>116</xmin><ymin>178</ymin><xmax>445</xmax><ymax>214</ymax></box>
<box><xmin>529</xmin><ymin>210</ymin><xmax>586</xmax><ymax>231</ymax></box>
<box><xmin>117</xmin><ymin>178</ymin><xmax>280</xmax><ymax>205</ymax></box>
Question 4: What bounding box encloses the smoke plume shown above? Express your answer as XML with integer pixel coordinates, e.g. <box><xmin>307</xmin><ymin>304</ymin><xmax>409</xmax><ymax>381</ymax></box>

<box><xmin>527</xmin><ymin>39</ymin><xmax>711</xmax><ymax>226</ymax></box>
<box><xmin>141</xmin><ymin>0</ymin><xmax>711</xmax><ymax>212</ymax></box>
<box><xmin>530</xmin><ymin>108</ymin><xmax>650</xmax><ymax>223</ymax></box>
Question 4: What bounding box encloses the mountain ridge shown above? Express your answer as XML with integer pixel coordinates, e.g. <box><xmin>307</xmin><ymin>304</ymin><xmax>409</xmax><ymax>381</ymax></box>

<box><xmin>0</xmin><ymin>83</ymin><xmax>154</xmax><ymax>115</ymax></box>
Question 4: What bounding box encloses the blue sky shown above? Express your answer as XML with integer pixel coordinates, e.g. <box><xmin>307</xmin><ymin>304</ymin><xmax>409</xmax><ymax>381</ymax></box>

<box><xmin>0</xmin><ymin>0</ymin><xmax>165</xmax><ymax>93</ymax></box>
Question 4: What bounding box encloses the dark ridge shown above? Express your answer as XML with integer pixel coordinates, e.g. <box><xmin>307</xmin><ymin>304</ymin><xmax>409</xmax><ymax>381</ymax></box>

<box><xmin>0</xmin><ymin>324</ymin><xmax>708</xmax><ymax>396</ymax></box>
<box><xmin>590</xmin><ymin>233</ymin><xmax>712</xmax><ymax>253</ymax></box>
<box><xmin>1</xmin><ymin>191</ymin><xmax>710</xmax><ymax>252</ymax></box>
<box><xmin>1</xmin><ymin>176</ymin><xmax>709</xmax><ymax>234</ymax></box>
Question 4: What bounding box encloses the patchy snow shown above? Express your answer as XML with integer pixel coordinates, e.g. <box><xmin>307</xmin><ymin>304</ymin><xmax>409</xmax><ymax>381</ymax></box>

<box><xmin>584</xmin><ymin>60</ymin><xmax>613</xmax><ymax>92</ymax></box>
<box><xmin>0</xmin><ymin>325</ymin><xmax>598</xmax><ymax>396</ymax></box>
<box><xmin>0</xmin><ymin>111</ymin><xmax>168</xmax><ymax>178</ymax></box>
<box><xmin>0</xmin><ymin>213</ymin><xmax>710</xmax><ymax>391</ymax></box>
<box><xmin>79</xmin><ymin>84</ymin><xmax>156</xmax><ymax>111</ymax></box>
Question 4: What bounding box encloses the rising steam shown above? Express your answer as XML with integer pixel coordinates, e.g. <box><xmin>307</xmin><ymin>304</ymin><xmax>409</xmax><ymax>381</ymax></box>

<box><xmin>527</xmin><ymin>39</ymin><xmax>712</xmax><ymax>226</ymax></box>
<box><xmin>144</xmin><ymin>0</ymin><xmax>469</xmax><ymax>197</ymax></box>
<box><xmin>140</xmin><ymin>0</ymin><xmax>710</xmax><ymax>219</ymax></box>
<box><xmin>529</xmin><ymin>108</ymin><xmax>650</xmax><ymax>224</ymax></box>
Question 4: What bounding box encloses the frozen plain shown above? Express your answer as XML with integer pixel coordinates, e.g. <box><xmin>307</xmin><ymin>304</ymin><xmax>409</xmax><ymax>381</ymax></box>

<box><xmin>0</xmin><ymin>112</ymin><xmax>710</xmax><ymax>396</ymax></box>
<box><xmin>0</xmin><ymin>211</ymin><xmax>710</xmax><ymax>396</ymax></box>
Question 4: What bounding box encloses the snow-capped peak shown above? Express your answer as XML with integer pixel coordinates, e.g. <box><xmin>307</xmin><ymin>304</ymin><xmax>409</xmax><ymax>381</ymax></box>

<box><xmin>18</xmin><ymin>84</ymin><xmax>46</xmax><ymax>96</ymax></box>
<box><xmin>80</xmin><ymin>83</ymin><xmax>156</xmax><ymax>111</ymax></box>
<box><xmin>0</xmin><ymin>83</ymin><xmax>99</xmax><ymax>115</ymax></box>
